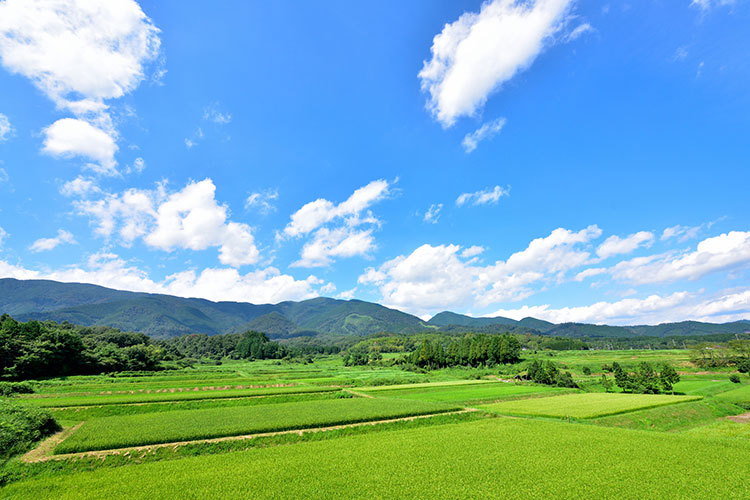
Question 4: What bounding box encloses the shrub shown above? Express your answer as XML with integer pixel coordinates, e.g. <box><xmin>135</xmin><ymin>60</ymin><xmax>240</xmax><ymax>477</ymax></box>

<box><xmin>0</xmin><ymin>399</ymin><xmax>60</xmax><ymax>459</ymax></box>
<box><xmin>737</xmin><ymin>359</ymin><xmax>750</xmax><ymax>374</ymax></box>
<box><xmin>582</xmin><ymin>366</ymin><xmax>592</xmax><ymax>375</ymax></box>
<box><xmin>0</xmin><ymin>381</ymin><xmax>35</xmax><ymax>397</ymax></box>
<box><xmin>729</xmin><ymin>374</ymin><xmax>741</xmax><ymax>384</ymax></box>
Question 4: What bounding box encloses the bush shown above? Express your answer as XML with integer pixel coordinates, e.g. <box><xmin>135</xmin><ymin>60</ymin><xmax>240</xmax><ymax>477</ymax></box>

<box><xmin>729</xmin><ymin>374</ymin><xmax>741</xmax><ymax>384</ymax></box>
<box><xmin>0</xmin><ymin>399</ymin><xmax>60</xmax><ymax>459</ymax></box>
<box><xmin>0</xmin><ymin>381</ymin><xmax>35</xmax><ymax>397</ymax></box>
<box><xmin>737</xmin><ymin>359</ymin><xmax>750</xmax><ymax>374</ymax></box>
<box><xmin>582</xmin><ymin>366</ymin><xmax>592</xmax><ymax>375</ymax></box>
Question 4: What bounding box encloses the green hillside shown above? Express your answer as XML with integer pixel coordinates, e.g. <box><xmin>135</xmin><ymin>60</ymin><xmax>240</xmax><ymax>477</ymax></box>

<box><xmin>1</xmin><ymin>278</ymin><xmax>748</xmax><ymax>339</ymax></box>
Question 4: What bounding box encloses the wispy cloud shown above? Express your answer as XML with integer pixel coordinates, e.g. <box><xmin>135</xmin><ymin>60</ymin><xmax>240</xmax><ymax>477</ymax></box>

<box><xmin>462</xmin><ymin>118</ymin><xmax>506</xmax><ymax>153</ymax></box>
<box><xmin>456</xmin><ymin>185</ymin><xmax>510</xmax><ymax>206</ymax></box>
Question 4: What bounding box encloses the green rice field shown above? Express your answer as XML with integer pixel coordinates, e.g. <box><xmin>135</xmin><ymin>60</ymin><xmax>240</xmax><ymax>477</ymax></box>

<box><xmin>55</xmin><ymin>397</ymin><xmax>460</xmax><ymax>453</ymax></box>
<box><xmin>481</xmin><ymin>393</ymin><xmax>701</xmax><ymax>419</ymax></box>
<box><xmin>361</xmin><ymin>381</ymin><xmax>568</xmax><ymax>403</ymax></box>
<box><xmin>6</xmin><ymin>417</ymin><xmax>749</xmax><ymax>500</ymax></box>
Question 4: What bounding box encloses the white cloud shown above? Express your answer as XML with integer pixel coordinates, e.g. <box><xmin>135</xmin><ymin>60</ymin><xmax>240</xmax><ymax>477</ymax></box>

<box><xmin>0</xmin><ymin>167</ymin><xmax>8</xmax><ymax>183</ymax></box>
<box><xmin>461</xmin><ymin>245</ymin><xmax>485</xmax><ymax>259</ymax></box>
<box><xmin>462</xmin><ymin>117</ymin><xmax>506</xmax><ymax>153</ymax></box>
<box><xmin>293</xmin><ymin>227</ymin><xmax>375</xmax><ymax>268</ymax></box>
<box><xmin>423</xmin><ymin>203</ymin><xmax>443</xmax><ymax>224</ymax></box>
<box><xmin>60</xmin><ymin>176</ymin><xmax>100</xmax><ymax>197</ymax></box>
<box><xmin>284</xmin><ymin>179</ymin><xmax>391</xmax><ymax>237</ymax></box>
<box><xmin>0</xmin><ymin>226</ymin><xmax>7</xmax><ymax>247</ymax></box>
<box><xmin>0</xmin><ymin>113</ymin><xmax>12</xmax><ymax>141</ymax></box>
<box><xmin>0</xmin><ymin>252</ymin><xmax>323</xmax><ymax>304</ymax></box>
<box><xmin>76</xmin><ymin>179</ymin><xmax>260</xmax><ymax>267</ymax></box>
<box><xmin>0</xmin><ymin>0</ymin><xmax>159</xmax><ymax>110</ymax></box>
<box><xmin>596</xmin><ymin>231</ymin><xmax>654</xmax><ymax>260</ymax></box>
<box><xmin>566</xmin><ymin>22</ymin><xmax>593</xmax><ymax>41</ymax></box>
<box><xmin>203</xmin><ymin>103</ymin><xmax>232</xmax><ymax>124</ymax></box>
<box><xmin>486</xmin><ymin>288</ymin><xmax>750</xmax><ymax>325</ymax></box>
<box><xmin>246</xmin><ymin>189</ymin><xmax>279</xmax><ymax>214</ymax></box>
<box><xmin>574</xmin><ymin>267</ymin><xmax>606</xmax><ymax>281</ymax></box>
<box><xmin>419</xmin><ymin>0</ymin><xmax>574</xmax><ymax>126</ymax></box>
<box><xmin>0</xmin><ymin>0</ymin><xmax>160</xmax><ymax>175</ymax></box>
<box><xmin>283</xmin><ymin>180</ymin><xmax>391</xmax><ymax>267</ymax></box>
<box><xmin>125</xmin><ymin>157</ymin><xmax>145</xmax><ymax>175</ymax></box>
<box><xmin>691</xmin><ymin>0</ymin><xmax>736</xmax><ymax>11</ymax></box>
<box><xmin>185</xmin><ymin>127</ymin><xmax>204</xmax><ymax>149</ymax></box>
<box><xmin>338</xmin><ymin>288</ymin><xmax>357</xmax><ymax>300</ymax></box>
<box><xmin>612</xmin><ymin>231</ymin><xmax>750</xmax><ymax>285</ymax></box>
<box><xmin>359</xmin><ymin>225</ymin><xmax>601</xmax><ymax>315</ymax></box>
<box><xmin>29</xmin><ymin>229</ymin><xmax>76</xmax><ymax>252</ymax></box>
<box><xmin>456</xmin><ymin>185</ymin><xmax>510</xmax><ymax>206</ymax></box>
<box><xmin>42</xmin><ymin>119</ymin><xmax>118</xmax><ymax>175</ymax></box>
<box><xmin>661</xmin><ymin>224</ymin><xmax>702</xmax><ymax>242</ymax></box>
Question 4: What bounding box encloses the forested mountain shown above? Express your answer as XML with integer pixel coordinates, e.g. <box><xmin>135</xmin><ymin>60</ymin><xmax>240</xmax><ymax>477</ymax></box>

<box><xmin>1</xmin><ymin>278</ymin><xmax>748</xmax><ymax>339</ymax></box>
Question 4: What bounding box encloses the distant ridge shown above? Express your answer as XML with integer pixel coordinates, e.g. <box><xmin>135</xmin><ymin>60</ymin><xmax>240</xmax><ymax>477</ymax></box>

<box><xmin>0</xmin><ymin>278</ymin><xmax>748</xmax><ymax>339</ymax></box>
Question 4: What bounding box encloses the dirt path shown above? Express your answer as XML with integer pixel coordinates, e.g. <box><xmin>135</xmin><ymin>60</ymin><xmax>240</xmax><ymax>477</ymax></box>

<box><xmin>22</xmin><ymin>422</ymin><xmax>84</xmax><ymax>463</ymax></box>
<box><xmin>727</xmin><ymin>411</ymin><xmax>750</xmax><ymax>423</ymax></box>
<box><xmin>23</xmin><ymin>409</ymin><xmax>476</xmax><ymax>463</ymax></box>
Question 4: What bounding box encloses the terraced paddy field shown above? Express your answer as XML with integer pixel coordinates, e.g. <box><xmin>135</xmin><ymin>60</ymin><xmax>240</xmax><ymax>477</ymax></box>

<box><xmin>481</xmin><ymin>393</ymin><xmax>701</xmax><ymax>419</ymax></box>
<box><xmin>54</xmin><ymin>397</ymin><xmax>460</xmax><ymax>453</ymax></box>
<box><xmin>6</xmin><ymin>417</ymin><xmax>749</xmax><ymax>500</ymax></box>
<box><xmin>361</xmin><ymin>381</ymin><xmax>569</xmax><ymax>403</ymax></box>
<box><xmin>21</xmin><ymin>385</ymin><xmax>338</xmax><ymax>408</ymax></box>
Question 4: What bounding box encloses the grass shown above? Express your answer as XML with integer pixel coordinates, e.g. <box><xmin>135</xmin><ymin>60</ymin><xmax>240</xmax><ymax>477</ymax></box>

<box><xmin>713</xmin><ymin>383</ymin><xmax>750</xmax><ymax>406</ymax></box>
<box><xmin>481</xmin><ymin>393</ymin><xmax>701</xmax><ymax>419</ymax></box>
<box><xmin>54</xmin><ymin>397</ymin><xmax>460</xmax><ymax>453</ymax></box>
<box><xmin>22</xmin><ymin>385</ymin><xmax>338</xmax><ymax>407</ymax></box>
<box><xmin>5</xmin><ymin>417</ymin><xmax>749</xmax><ymax>499</ymax></box>
<box><xmin>362</xmin><ymin>382</ymin><xmax>568</xmax><ymax>404</ymax></box>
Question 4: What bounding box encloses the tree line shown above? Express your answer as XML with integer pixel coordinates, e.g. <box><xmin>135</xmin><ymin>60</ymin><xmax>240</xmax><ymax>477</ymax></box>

<box><xmin>0</xmin><ymin>315</ymin><xmax>334</xmax><ymax>381</ymax></box>
<box><xmin>402</xmin><ymin>335</ymin><xmax>523</xmax><ymax>369</ymax></box>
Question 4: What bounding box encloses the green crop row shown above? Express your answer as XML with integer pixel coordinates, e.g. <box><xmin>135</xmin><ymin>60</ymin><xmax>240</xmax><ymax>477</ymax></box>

<box><xmin>55</xmin><ymin>397</ymin><xmax>460</xmax><ymax>453</ymax></box>
<box><xmin>6</xmin><ymin>417</ymin><xmax>749</xmax><ymax>499</ymax></box>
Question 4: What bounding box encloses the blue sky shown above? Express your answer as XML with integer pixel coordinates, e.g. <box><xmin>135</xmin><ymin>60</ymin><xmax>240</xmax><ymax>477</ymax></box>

<box><xmin>0</xmin><ymin>0</ymin><xmax>748</xmax><ymax>324</ymax></box>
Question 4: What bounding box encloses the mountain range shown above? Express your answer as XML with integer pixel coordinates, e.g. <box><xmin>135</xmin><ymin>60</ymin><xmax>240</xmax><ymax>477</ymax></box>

<box><xmin>1</xmin><ymin>278</ymin><xmax>748</xmax><ymax>340</ymax></box>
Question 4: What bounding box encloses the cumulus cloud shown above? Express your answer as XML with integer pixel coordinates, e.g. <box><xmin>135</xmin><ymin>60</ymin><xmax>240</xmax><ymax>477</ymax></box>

<box><xmin>596</xmin><ymin>231</ymin><xmax>654</xmax><ymax>260</ymax></box>
<box><xmin>611</xmin><ymin>231</ymin><xmax>750</xmax><ymax>285</ymax></box>
<box><xmin>283</xmin><ymin>180</ymin><xmax>391</xmax><ymax>267</ymax></box>
<box><xmin>0</xmin><ymin>113</ymin><xmax>12</xmax><ymax>141</ymax></box>
<box><xmin>462</xmin><ymin>117</ymin><xmax>506</xmax><ymax>152</ymax></box>
<box><xmin>293</xmin><ymin>227</ymin><xmax>375</xmax><ymax>268</ymax></box>
<box><xmin>42</xmin><ymin>119</ymin><xmax>118</xmax><ymax>175</ymax></box>
<box><xmin>456</xmin><ymin>185</ymin><xmax>510</xmax><ymax>206</ymax></box>
<box><xmin>419</xmin><ymin>0</ymin><xmax>574</xmax><ymax>126</ymax></box>
<box><xmin>246</xmin><ymin>189</ymin><xmax>279</xmax><ymax>214</ymax></box>
<box><xmin>485</xmin><ymin>289</ymin><xmax>750</xmax><ymax>325</ymax></box>
<box><xmin>60</xmin><ymin>176</ymin><xmax>101</xmax><ymax>197</ymax></box>
<box><xmin>359</xmin><ymin>225</ymin><xmax>601</xmax><ymax>315</ymax></box>
<box><xmin>423</xmin><ymin>203</ymin><xmax>443</xmax><ymax>224</ymax></box>
<box><xmin>76</xmin><ymin>178</ymin><xmax>260</xmax><ymax>267</ymax></box>
<box><xmin>29</xmin><ymin>229</ymin><xmax>76</xmax><ymax>252</ymax></box>
<box><xmin>0</xmin><ymin>252</ymin><xmax>324</xmax><ymax>304</ymax></box>
<box><xmin>0</xmin><ymin>0</ymin><xmax>160</xmax><ymax>174</ymax></box>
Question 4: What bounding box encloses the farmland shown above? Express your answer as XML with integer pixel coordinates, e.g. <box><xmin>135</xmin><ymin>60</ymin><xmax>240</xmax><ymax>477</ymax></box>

<box><xmin>2</xmin><ymin>350</ymin><xmax>749</xmax><ymax>499</ymax></box>
<box><xmin>481</xmin><ymin>393</ymin><xmax>701</xmax><ymax>419</ymax></box>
